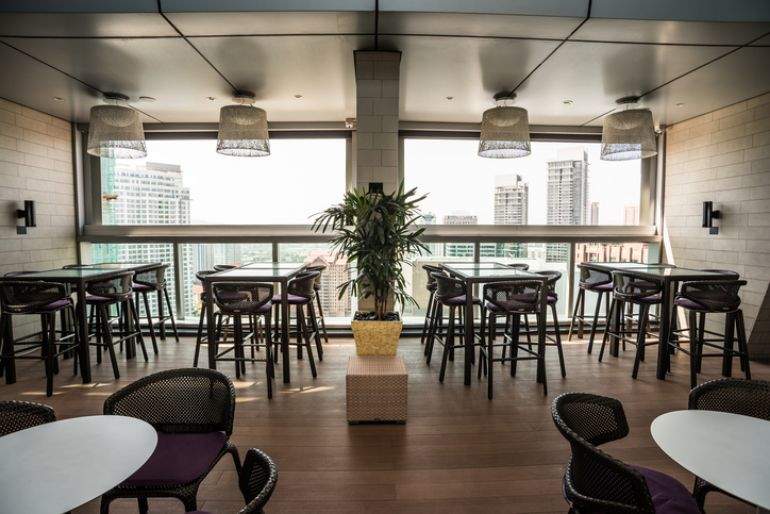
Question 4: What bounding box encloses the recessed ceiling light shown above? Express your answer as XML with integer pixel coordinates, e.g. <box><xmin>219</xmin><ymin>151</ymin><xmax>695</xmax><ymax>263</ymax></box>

<box><xmin>676</xmin><ymin>102</ymin><xmax>685</xmax><ymax>107</ymax></box>
<box><xmin>138</xmin><ymin>96</ymin><xmax>156</xmax><ymax>102</ymax></box>
<box><xmin>562</xmin><ymin>99</ymin><xmax>574</xmax><ymax>105</ymax></box>
<box><xmin>52</xmin><ymin>96</ymin><xmax>64</xmax><ymax>102</ymax></box>
<box><xmin>294</xmin><ymin>94</ymin><xmax>303</xmax><ymax>99</ymax></box>
<box><xmin>446</xmin><ymin>96</ymin><xmax>454</xmax><ymax>101</ymax></box>
<box><xmin>207</xmin><ymin>96</ymin><xmax>216</xmax><ymax>101</ymax></box>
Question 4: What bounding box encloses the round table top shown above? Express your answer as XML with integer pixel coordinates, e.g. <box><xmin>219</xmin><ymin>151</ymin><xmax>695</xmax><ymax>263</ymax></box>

<box><xmin>0</xmin><ymin>415</ymin><xmax>157</xmax><ymax>514</ymax></box>
<box><xmin>651</xmin><ymin>410</ymin><xmax>770</xmax><ymax>510</ymax></box>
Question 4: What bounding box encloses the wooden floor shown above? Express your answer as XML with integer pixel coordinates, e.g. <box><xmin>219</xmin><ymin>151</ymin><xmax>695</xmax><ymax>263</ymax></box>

<box><xmin>0</xmin><ymin>334</ymin><xmax>764</xmax><ymax>514</ymax></box>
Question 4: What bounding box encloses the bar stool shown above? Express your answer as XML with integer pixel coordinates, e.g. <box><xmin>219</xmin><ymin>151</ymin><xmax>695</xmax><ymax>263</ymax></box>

<box><xmin>530</xmin><ymin>270</ymin><xmax>566</xmax><ymax>378</ymax></box>
<box><xmin>0</xmin><ymin>280</ymin><xmax>80</xmax><ymax>396</ymax></box>
<box><xmin>419</xmin><ymin>264</ymin><xmax>444</xmax><ymax>351</ymax></box>
<box><xmin>425</xmin><ymin>273</ymin><xmax>483</xmax><ymax>381</ymax></box>
<box><xmin>599</xmin><ymin>272</ymin><xmax>662</xmax><ymax>379</ymax></box>
<box><xmin>193</xmin><ymin>270</ymin><xmax>223</xmax><ymax>367</ymax></box>
<box><xmin>271</xmin><ymin>271</ymin><xmax>320</xmax><ymax>377</ymax></box>
<box><xmin>212</xmin><ymin>282</ymin><xmax>275</xmax><ymax>397</ymax></box>
<box><xmin>133</xmin><ymin>266</ymin><xmax>179</xmax><ymax>348</ymax></box>
<box><xmin>86</xmin><ymin>272</ymin><xmax>147</xmax><ymax>379</ymax></box>
<box><xmin>305</xmin><ymin>264</ymin><xmax>330</xmax><ymax>344</ymax></box>
<box><xmin>670</xmin><ymin>276</ymin><xmax>750</xmax><ymax>388</ymax></box>
<box><xmin>480</xmin><ymin>278</ymin><xmax>549</xmax><ymax>397</ymax></box>
<box><xmin>568</xmin><ymin>264</ymin><xmax>612</xmax><ymax>352</ymax></box>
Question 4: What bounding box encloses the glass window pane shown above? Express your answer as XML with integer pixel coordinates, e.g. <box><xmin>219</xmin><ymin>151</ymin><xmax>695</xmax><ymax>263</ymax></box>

<box><xmin>404</xmin><ymin>138</ymin><xmax>642</xmax><ymax>226</ymax></box>
<box><xmin>100</xmin><ymin>138</ymin><xmax>347</xmax><ymax>225</ymax></box>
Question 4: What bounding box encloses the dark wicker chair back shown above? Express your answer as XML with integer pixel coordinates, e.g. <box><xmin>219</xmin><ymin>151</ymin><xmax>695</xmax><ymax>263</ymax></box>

<box><xmin>579</xmin><ymin>265</ymin><xmax>612</xmax><ymax>288</ymax></box>
<box><xmin>552</xmin><ymin>393</ymin><xmax>655</xmax><ymax>513</ymax></box>
<box><xmin>0</xmin><ymin>281</ymin><xmax>67</xmax><ymax>314</ymax></box>
<box><xmin>196</xmin><ymin>270</ymin><xmax>217</xmax><ymax>282</ymax></box>
<box><xmin>701</xmin><ymin>269</ymin><xmax>740</xmax><ymax>278</ymax></box>
<box><xmin>103</xmin><ymin>368</ymin><xmax>236</xmax><ymax>435</ymax></box>
<box><xmin>213</xmin><ymin>282</ymin><xmax>274</xmax><ymax>315</ymax></box>
<box><xmin>0</xmin><ymin>400</ymin><xmax>56</xmax><ymax>437</ymax></box>
<box><xmin>214</xmin><ymin>264</ymin><xmax>237</xmax><ymax>271</ymax></box>
<box><xmin>422</xmin><ymin>264</ymin><xmax>445</xmax><ymax>288</ymax></box>
<box><xmin>612</xmin><ymin>272</ymin><xmax>661</xmax><ymax>303</ymax></box>
<box><xmin>134</xmin><ymin>266</ymin><xmax>167</xmax><ymax>290</ymax></box>
<box><xmin>679</xmin><ymin>280</ymin><xmax>746</xmax><ymax>313</ymax></box>
<box><xmin>535</xmin><ymin>270</ymin><xmax>561</xmax><ymax>294</ymax></box>
<box><xmin>305</xmin><ymin>265</ymin><xmax>326</xmax><ymax>290</ymax></box>
<box><xmin>431</xmin><ymin>272</ymin><xmax>464</xmax><ymax>302</ymax></box>
<box><xmin>288</xmin><ymin>271</ymin><xmax>319</xmax><ymax>299</ymax></box>
<box><xmin>238</xmin><ymin>448</ymin><xmax>279</xmax><ymax>514</ymax></box>
<box><xmin>483</xmin><ymin>280</ymin><xmax>545</xmax><ymax>314</ymax></box>
<box><xmin>86</xmin><ymin>271</ymin><xmax>134</xmax><ymax>300</ymax></box>
<box><xmin>689</xmin><ymin>378</ymin><xmax>770</xmax><ymax>419</ymax></box>
<box><xmin>507</xmin><ymin>263</ymin><xmax>530</xmax><ymax>271</ymax></box>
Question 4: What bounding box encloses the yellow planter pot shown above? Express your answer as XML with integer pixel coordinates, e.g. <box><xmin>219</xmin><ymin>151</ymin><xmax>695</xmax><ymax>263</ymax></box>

<box><xmin>351</xmin><ymin>319</ymin><xmax>403</xmax><ymax>356</ymax></box>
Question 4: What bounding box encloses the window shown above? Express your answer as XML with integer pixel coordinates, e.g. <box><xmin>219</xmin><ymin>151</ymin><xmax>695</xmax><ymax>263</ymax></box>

<box><xmin>403</xmin><ymin>138</ymin><xmax>643</xmax><ymax>226</ymax></box>
<box><xmin>98</xmin><ymin>136</ymin><xmax>347</xmax><ymax>225</ymax></box>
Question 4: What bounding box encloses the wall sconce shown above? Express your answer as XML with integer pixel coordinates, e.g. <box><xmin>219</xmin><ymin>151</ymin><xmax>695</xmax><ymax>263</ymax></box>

<box><xmin>16</xmin><ymin>200</ymin><xmax>36</xmax><ymax>235</ymax></box>
<box><xmin>702</xmin><ymin>201</ymin><xmax>721</xmax><ymax>235</ymax></box>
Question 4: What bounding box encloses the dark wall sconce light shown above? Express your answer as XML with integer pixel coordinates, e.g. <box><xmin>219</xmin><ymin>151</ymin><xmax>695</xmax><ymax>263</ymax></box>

<box><xmin>702</xmin><ymin>201</ymin><xmax>721</xmax><ymax>235</ymax></box>
<box><xmin>16</xmin><ymin>200</ymin><xmax>35</xmax><ymax>235</ymax></box>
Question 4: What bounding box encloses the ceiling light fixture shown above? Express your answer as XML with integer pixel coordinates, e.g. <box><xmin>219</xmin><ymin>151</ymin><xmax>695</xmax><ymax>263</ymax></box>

<box><xmin>216</xmin><ymin>91</ymin><xmax>270</xmax><ymax>157</ymax></box>
<box><xmin>600</xmin><ymin>96</ymin><xmax>657</xmax><ymax>161</ymax></box>
<box><xmin>53</xmin><ymin>96</ymin><xmax>64</xmax><ymax>102</ymax></box>
<box><xmin>676</xmin><ymin>102</ymin><xmax>685</xmax><ymax>107</ymax></box>
<box><xmin>446</xmin><ymin>96</ymin><xmax>454</xmax><ymax>101</ymax></box>
<box><xmin>562</xmin><ymin>99</ymin><xmax>574</xmax><ymax>105</ymax></box>
<box><xmin>86</xmin><ymin>93</ymin><xmax>147</xmax><ymax>159</ymax></box>
<box><xmin>294</xmin><ymin>94</ymin><xmax>303</xmax><ymax>99</ymax></box>
<box><xmin>478</xmin><ymin>91</ymin><xmax>531</xmax><ymax>159</ymax></box>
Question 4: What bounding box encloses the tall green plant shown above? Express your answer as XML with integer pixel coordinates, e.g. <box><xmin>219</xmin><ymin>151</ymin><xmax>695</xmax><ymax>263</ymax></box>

<box><xmin>312</xmin><ymin>183</ymin><xmax>429</xmax><ymax>321</ymax></box>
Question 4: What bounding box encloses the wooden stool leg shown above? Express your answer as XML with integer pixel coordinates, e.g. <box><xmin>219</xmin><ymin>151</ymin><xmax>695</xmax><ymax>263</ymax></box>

<box><xmin>722</xmin><ymin>313</ymin><xmax>736</xmax><ymax>377</ymax></box>
<box><xmin>568</xmin><ymin>288</ymin><xmax>583</xmax><ymax>342</ymax></box>
<box><xmin>487</xmin><ymin>311</ymin><xmax>495</xmax><ymax>400</ymax></box>
<box><xmin>598</xmin><ymin>299</ymin><xmax>616</xmax><ymax>362</ymax></box>
<box><xmin>632</xmin><ymin>305</ymin><xmax>649</xmax><ymax>380</ymax></box>
<box><xmin>551</xmin><ymin>303</ymin><xmax>566</xmax><ymax>378</ymax></box>
<box><xmin>297</xmin><ymin>306</ymin><xmax>317</xmax><ymax>378</ymax></box>
<box><xmin>736</xmin><ymin>310</ymin><xmax>751</xmax><ymax>379</ymax></box>
<box><xmin>587</xmin><ymin>291</ymin><xmax>603</xmax><ymax>354</ymax></box>
<box><xmin>99</xmin><ymin>304</ymin><xmax>120</xmax><ymax>379</ymax></box>
<box><xmin>439</xmin><ymin>306</ymin><xmax>454</xmax><ymax>383</ymax></box>
<box><xmin>164</xmin><ymin>288</ymin><xmax>180</xmax><ymax>342</ymax></box>
<box><xmin>141</xmin><ymin>292</ymin><xmax>158</xmax><ymax>354</ymax></box>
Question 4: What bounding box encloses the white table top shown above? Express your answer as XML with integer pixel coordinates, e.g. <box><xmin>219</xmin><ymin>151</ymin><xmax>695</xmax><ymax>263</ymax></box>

<box><xmin>651</xmin><ymin>410</ymin><xmax>770</xmax><ymax>510</ymax></box>
<box><xmin>0</xmin><ymin>415</ymin><xmax>157</xmax><ymax>514</ymax></box>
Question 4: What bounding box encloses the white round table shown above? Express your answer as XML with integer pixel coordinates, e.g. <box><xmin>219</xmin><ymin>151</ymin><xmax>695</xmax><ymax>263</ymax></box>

<box><xmin>651</xmin><ymin>410</ymin><xmax>770</xmax><ymax>511</ymax></box>
<box><xmin>0</xmin><ymin>415</ymin><xmax>157</xmax><ymax>514</ymax></box>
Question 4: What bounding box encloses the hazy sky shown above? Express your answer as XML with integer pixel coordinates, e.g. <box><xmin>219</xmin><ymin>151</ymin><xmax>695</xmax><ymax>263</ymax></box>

<box><xmin>128</xmin><ymin>137</ymin><xmax>640</xmax><ymax>225</ymax></box>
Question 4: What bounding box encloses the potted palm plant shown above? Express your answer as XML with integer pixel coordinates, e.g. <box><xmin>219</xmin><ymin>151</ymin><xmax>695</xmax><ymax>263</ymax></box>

<box><xmin>312</xmin><ymin>183</ymin><xmax>428</xmax><ymax>355</ymax></box>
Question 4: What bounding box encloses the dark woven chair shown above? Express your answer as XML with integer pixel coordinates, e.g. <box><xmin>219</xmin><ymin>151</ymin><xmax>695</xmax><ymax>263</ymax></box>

<box><xmin>193</xmin><ymin>270</ymin><xmax>227</xmax><ymax>368</ymax></box>
<box><xmin>552</xmin><ymin>392</ymin><xmax>700</xmax><ymax>514</ymax></box>
<box><xmin>480</xmin><ymin>279</ymin><xmax>548</xmax><ymax>397</ymax></box>
<box><xmin>506</xmin><ymin>263</ymin><xmax>530</xmax><ymax>271</ymax></box>
<box><xmin>569</xmin><ymin>264</ymin><xmax>612</xmax><ymax>352</ymax></box>
<box><xmin>671</xmin><ymin>278</ymin><xmax>749</xmax><ymax>388</ymax></box>
<box><xmin>305</xmin><ymin>264</ymin><xmax>330</xmax><ymax>344</ymax></box>
<box><xmin>599</xmin><ymin>272</ymin><xmax>662</xmax><ymax>379</ymax></box>
<box><xmin>0</xmin><ymin>280</ymin><xmax>80</xmax><ymax>396</ymax></box>
<box><xmin>189</xmin><ymin>448</ymin><xmax>278</xmax><ymax>514</ymax></box>
<box><xmin>271</xmin><ymin>271</ymin><xmax>321</xmax><ymax>376</ymax></box>
<box><xmin>0</xmin><ymin>400</ymin><xmax>55</xmax><ymax>436</ymax></box>
<box><xmin>419</xmin><ymin>264</ymin><xmax>444</xmax><ymax>351</ymax></box>
<box><xmin>100</xmin><ymin>368</ymin><xmax>240</xmax><ymax>514</ymax></box>
<box><xmin>688</xmin><ymin>378</ymin><xmax>770</xmax><ymax>510</ymax></box>
<box><xmin>213</xmin><ymin>282</ymin><xmax>275</xmax><ymax>397</ymax></box>
<box><xmin>133</xmin><ymin>265</ymin><xmax>179</xmax><ymax>351</ymax></box>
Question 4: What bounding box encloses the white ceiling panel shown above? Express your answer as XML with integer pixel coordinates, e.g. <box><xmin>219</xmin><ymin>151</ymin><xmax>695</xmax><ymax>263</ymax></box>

<box><xmin>514</xmin><ymin>41</ymin><xmax>731</xmax><ymax>125</ymax></box>
<box><xmin>189</xmin><ymin>35</ymin><xmax>367</xmax><ymax>121</ymax></box>
<box><xmin>644</xmin><ymin>46</ymin><xmax>770</xmax><ymax>126</ymax></box>
<box><xmin>380</xmin><ymin>0</ymin><xmax>589</xmax><ymax>17</ymax></box>
<box><xmin>573</xmin><ymin>18</ymin><xmax>770</xmax><ymax>46</ymax></box>
<box><xmin>166</xmin><ymin>11</ymin><xmax>373</xmax><ymax>36</ymax></box>
<box><xmin>0</xmin><ymin>13</ymin><xmax>175</xmax><ymax>37</ymax></box>
<box><xmin>379</xmin><ymin>12</ymin><xmax>581</xmax><ymax>39</ymax></box>
<box><xmin>389</xmin><ymin>35</ymin><xmax>560</xmax><ymax>123</ymax></box>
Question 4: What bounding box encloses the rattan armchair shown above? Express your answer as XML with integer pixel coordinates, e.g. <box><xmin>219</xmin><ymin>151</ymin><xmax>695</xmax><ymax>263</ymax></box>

<box><xmin>0</xmin><ymin>400</ymin><xmax>55</xmax><ymax>437</ymax></box>
<box><xmin>100</xmin><ymin>368</ymin><xmax>240</xmax><ymax>514</ymax></box>
<box><xmin>688</xmin><ymin>378</ymin><xmax>770</xmax><ymax>511</ymax></box>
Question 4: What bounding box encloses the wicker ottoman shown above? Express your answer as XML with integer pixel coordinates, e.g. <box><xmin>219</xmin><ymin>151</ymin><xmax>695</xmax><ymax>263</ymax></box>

<box><xmin>346</xmin><ymin>355</ymin><xmax>407</xmax><ymax>424</ymax></box>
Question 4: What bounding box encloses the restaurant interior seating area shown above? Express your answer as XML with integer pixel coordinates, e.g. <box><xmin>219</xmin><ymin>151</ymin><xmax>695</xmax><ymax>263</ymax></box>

<box><xmin>1</xmin><ymin>1</ymin><xmax>770</xmax><ymax>513</ymax></box>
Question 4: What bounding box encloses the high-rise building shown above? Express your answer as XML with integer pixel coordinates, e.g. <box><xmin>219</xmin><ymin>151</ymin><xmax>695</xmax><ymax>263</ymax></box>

<box><xmin>590</xmin><ymin>201</ymin><xmax>600</xmax><ymax>225</ymax></box>
<box><xmin>443</xmin><ymin>214</ymin><xmax>476</xmax><ymax>257</ymax></box>
<box><xmin>97</xmin><ymin>160</ymin><xmax>195</xmax><ymax>317</ymax></box>
<box><xmin>306</xmin><ymin>251</ymin><xmax>351</xmax><ymax>318</ymax></box>
<box><xmin>546</xmin><ymin>147</ymin><xmax>589</xmax><ymax>261</ymax></box>
<box><xmin>493</xmin><ymin>174</ymin><xmax>529</xmax><ymax>258</ymax></box>
<box><xmin>624</xmin><ymin>204</ymin><xmax>639</xmax><ymax>225</ymax></box>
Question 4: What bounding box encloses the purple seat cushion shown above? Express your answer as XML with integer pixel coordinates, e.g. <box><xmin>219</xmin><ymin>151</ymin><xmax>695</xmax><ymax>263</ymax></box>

<box><xmin>132</xmin><ymin>282</ymin><xmax>154</xmax><ymax>293</ymax></box>
<box><xmin>39</xmin><ymin>298</ymin><xmax>72</xmax><ymax>311</ymax></box>
<box><xmin>589</xmin><ymin>282</ymin><xmax>613</xmax><ymax>292</ymax></box>
<box><xmin>123</xmin><ymin>431</ymin><xmax>228</xmax><ymax>487</ymax></box>
<box><xmin>85</xmin><ymin>294</ymin><xmax>114</xmax><ymax>304</ymax></box>
<box><xmin>442</xmin><ymin>295</ymin><xmax>482</xmax><ymax>306</ymax></box>
<box><xmin>632</xmin><ymin>466</ymin><xmax>700</xmax><ymax>514</ymax></box>
<box><xmin>272</xmin><ymin>293</ymin><xmax>309</xmax><ymax>305</ymax></box>
<box><xmin>637</xmin><ymin>294</ymin><xmax>663</xmax><ymax>304</ymax></box>
<box><xmin>547</xmin><ymin>293</ymin><xmax>558</xmax><ymax>305</ymax></box>
<box><xmin>674</xmin><ymin>296</ymin><xmax>706</xmax><ymax>311</ymax></box>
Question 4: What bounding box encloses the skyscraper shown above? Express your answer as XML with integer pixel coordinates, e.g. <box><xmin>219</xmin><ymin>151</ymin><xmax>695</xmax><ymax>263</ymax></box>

<box><xmin>493</xmin><ymin>174</ymin><xmax>529</xmax><ymax>258</ymax></box>
<box><xmin>443</xmin><ymin>214</ymin><xmax>476</xmax><ymax>257</ymax></box>
<box><xmin>624</xmin><ymin>204</ymin><xmax>639</xmax><ymax>225</ymax></box>
<box><xmin>546</xmin><ymin>147</ymin><xmax>589</xmax><ymax>261</ymax></box>
<box><xmin>590</xmin><ymin>201</ymin><xmax>600</xmax><ymax>225</ymax></box>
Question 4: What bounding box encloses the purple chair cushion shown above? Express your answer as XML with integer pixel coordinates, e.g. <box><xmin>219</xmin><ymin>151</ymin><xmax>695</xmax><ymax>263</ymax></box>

<box><xmin>442</xmin><ymin>295</ymin><xmax>482</xmax><ymax>306</ymax></box>
<box><xmin>271</xmin><ymin>293</ymin><xmax>309</xmax><ymax>305</ymax></box>
<box><xmin>123</xmin><ymin>431</ymin><xmax>228</xmax><ymax>487</ymax></box>
<box><xmin>547</xmin><ymin>293</ymin><xmax>558</xmax><ymax>305</ymax></box>
<box><xmin>631</xmin><ymin>466</ymin><xmax>700</xmax><ymax>514</ymax></box>
<box><xmin>589</xmin><ymin>282</ymin><xmax>614</xmax><ymax>292</ymax></box>
<box><xmin>674</xmin><ymin>296</ymin><xmax>706</xmax><ymax>311</ymax></box>
<box><xmin>637</xmin><ymin>294</ymin><xmax>662</xmax><ymax>304</ymax></box>
<box><xmin>85</xmin><ymin>294</ymin><xmax>114</xmax><ymax>304</ymax></box>
<box><xmin>39</xmin><ymin>298</ymin><xmax>72</xmax><ymax>311</ymax></box>
<box><xmin>132</xmin><ymin>282</ymin><xmax>154</xmax><ymax>293</ymax></box>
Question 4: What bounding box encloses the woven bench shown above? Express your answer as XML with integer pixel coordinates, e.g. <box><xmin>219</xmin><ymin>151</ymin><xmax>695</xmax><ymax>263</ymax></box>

<box><xmin>346</xmin><ymin>355</ymin><xmax>407</xmax><ymax>424</ymax></box>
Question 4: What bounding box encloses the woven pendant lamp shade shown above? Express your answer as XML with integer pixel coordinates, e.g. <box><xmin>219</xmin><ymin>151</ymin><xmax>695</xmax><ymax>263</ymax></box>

<box><xmin>601</xmin><ymin>108</ymin><xmax>657</xmax><ymax>161</ymax></box>
<box><xmin>216</xmin><ymin>104</ymin><xmax>270</xmax><ymax>157</ymax></box>
<box><xmin>86</xmin><ymin>104</ymin><xmax>146</xmax><ymax>159</ymax></box>
<box><xmin>478</xmin><ymin>105</ymin><xmax>531</xmax><ymax>158</ymax></box>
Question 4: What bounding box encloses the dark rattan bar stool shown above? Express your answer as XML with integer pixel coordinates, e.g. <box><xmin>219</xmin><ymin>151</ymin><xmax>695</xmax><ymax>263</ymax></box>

<box><xmin>419</xmin><ymin>264</ymin><xmax>444</xmax><ymax>350</ymax></box>
<box><xmin>0</xmin><ymin>400</ymin><xmax>55</xmax><ymax>436</ymax></box>
<box><xmin>480</xmin><ymin>279</ymin><xmax>548</xmax><ymax>398</ymax></box>
<box><xmin>100</xmin><ymin>368</ymin><xmax>240</xmax><ymax>514</ymax></box>
<box><xmin>568</xmin><ymin>264</ymin><xmax>612</xmax><ymax>352</ymax></box>
<box><xmin>599</xmin><ymin>272</ymin><xmax>662</xmax><ymax>379</ymax></box>
<box><xmin>133</xmin><ymin>265</ymin><xmax>179</xmax><ymax>350</ymax></box>
<box><xmin>193</xmin><ymin>270</ymin><xmax>224</xmax><ymax>367</ymax></box>
<box><xmin>305</xmin><ymin>264</ymin><xmax>330</xmax><ymax>344</ymax></box>
<box><xmin>671</xmin><ymin>276</ymin><xmax>750</xmax><ymax>388</ymax></box>
<box><xmin>688</xmin><ymin>378</ymin><xmax>770</xmax><ymax>510</ymax></box>
<box><xmin>0</xmin><ymin>280</ymin><xmax>80</xmax><ymax>396</ymax></box>
<box><xmin>552</xmin><ymin>392</ymin><xmax>700</xmax><ymax>513</ymax></box>
<box><xmin>525</xmin><ymin>270</ymin><xmax>566</xmax><ymax>378</ymax></box>
<box><xmin>212</xmin><ymin>282</ymin><xmax>275</xmax><ymax>397</ymax></box>
<box><xmin>86</xmin><ymin>272</ymin><xmax>147</xmax><ymax>379</ymax></box>
<box><xmin>271</xmin><ymin>271</ymin><xmax>320</xmax><ymax>377</ymax></box>
<box><xmin>425</xmin><ymin>272</ymin><xmax>482</xmax><ymax>380</ymax></box>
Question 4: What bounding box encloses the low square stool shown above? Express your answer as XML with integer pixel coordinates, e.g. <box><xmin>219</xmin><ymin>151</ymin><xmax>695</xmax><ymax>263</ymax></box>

<box><xmin>346</xmin><ymin>355</ymin><xmax>407</xmax><ymax>424</ymax></box>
